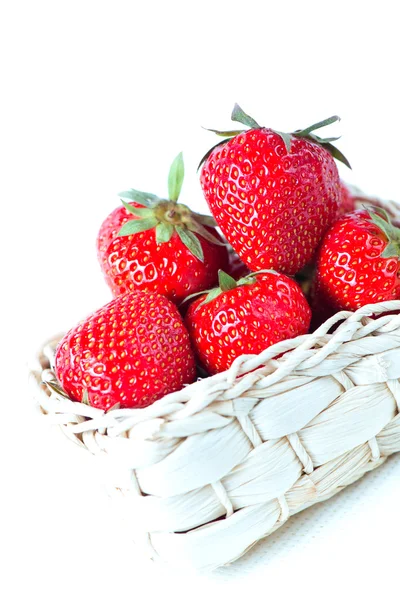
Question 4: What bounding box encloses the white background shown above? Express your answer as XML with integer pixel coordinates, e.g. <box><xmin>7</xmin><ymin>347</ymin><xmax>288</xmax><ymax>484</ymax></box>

<box><xmin>1</xmin><ymin>1</ymin><xmax>400</xmax><ymax>598</ymax></box>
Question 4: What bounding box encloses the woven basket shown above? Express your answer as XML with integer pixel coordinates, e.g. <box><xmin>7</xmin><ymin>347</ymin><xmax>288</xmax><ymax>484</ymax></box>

<box><xmin>29</xmin><ymin>196</ymin><xmax>400</xmax><ymax>572</ymax></box>
<box><xmin>30</xmin><ymin>299</ymin><xmax>400</xmax><ymax>572</ymax></box>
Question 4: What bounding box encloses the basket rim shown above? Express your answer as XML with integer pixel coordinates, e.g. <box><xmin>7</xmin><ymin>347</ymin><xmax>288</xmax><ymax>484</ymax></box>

<box><xmin>31</xmin><ymin>299</ymin><xmax>400</xmax><ymax>434</ymax></box>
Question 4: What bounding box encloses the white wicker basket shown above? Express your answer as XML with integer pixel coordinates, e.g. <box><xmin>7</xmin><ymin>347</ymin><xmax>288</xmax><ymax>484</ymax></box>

<box><xmin>29</xmin><ymin>300</ymin><xmax>400</xmax><ymax>572</ymax></box>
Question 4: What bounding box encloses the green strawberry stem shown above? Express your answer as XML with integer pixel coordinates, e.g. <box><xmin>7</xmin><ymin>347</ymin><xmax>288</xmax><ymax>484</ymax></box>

<box><xmin>367</xmin><ymin>207</ymin><xmax>400</xmax><ymax>258</ymax></box>
<box><xmin>218</xmin><ymin>270</ymin><xmax>237</xmax><ymax>291</ymax></box>
<box><xmin>294</xmin><ymin>115</ymin><xmax>340</xmax><ymax>137</ymax></box>
<box><xmin>155</xmin><ymin>222</ymin><xmax>174</xmax><ymax>243</ymax></box>
<box><xmin>182</xmin><ymin>268</ymin><xmax>277</xmax><ymax>307</ymax></box>
<box><xmin>199</xmin><ymin>104</ymin><xmax>351</xmax><ymax>169</ymax></box>
<box><xmin>116</xmin><ymin>153</ymin><xmax>226</xmax><ymax>262</ymax></box>
<box><xmin>168</xmin><ymin>152</ymin><xmax>185</xmax><ymax>202</ymax></box>
<box><xmin>203</xmin><ymin>127</ymin><xmax>246</xmax><ymax>137</ymax></box>
<box><xmin>118</xmin><ymin>189</ymin><xmax>159</xmax><ymax>207</ymax></box>
<box><xmin>231</xmin><ymin>103</ymin><xmax>261</xmax><ymax>129</ymax></box>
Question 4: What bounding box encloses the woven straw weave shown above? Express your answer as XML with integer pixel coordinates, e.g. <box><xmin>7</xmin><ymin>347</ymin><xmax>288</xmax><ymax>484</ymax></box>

<box><xmin>30</xmin><ymin>299</ymin><xmax>400</xmax><ymax>572</ymax></box>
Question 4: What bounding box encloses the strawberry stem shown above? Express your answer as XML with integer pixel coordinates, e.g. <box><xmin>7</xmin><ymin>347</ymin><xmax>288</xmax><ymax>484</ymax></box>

<box><xmin>231</xmin><ymin>103</ymin><xmax>260</xmax><ymax>129</ymax></box>
<box><xmin>184</xmin><ymin>268</ymin><xmax>278</xmax><ymax>309</ymax></box>
<box><xmin>116</xmin><ymin>154</ymin><xmax>224</xmax><ymax>261</ymax></box>
<box><xmin>218</xmin><ymin>270</ymin><xmax>237</xmax><ymax>291</ymax></box>
<box><xmin>168</xmin><ymin>152</ymin><xmax>185</xmax><ymax>202</ymax></box>
<box><xmin>199</xmin><ymin>105</ymin><xmax>351</xmax><ymax>170</ymax></box>
<box><xmin>367</xmin><ymin>207</ymin><xmax>400</xmax><ymax>258</ymax></box>
<box><xmin>294</xmin><ymin>116</ymin><xmax>341</xmax><ymax>137</ymax></box>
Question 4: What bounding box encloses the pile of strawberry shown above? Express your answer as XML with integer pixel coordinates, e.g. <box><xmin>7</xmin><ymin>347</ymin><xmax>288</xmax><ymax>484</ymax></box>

<box><xmin>54</xmin><ymin>104</ymin><xmax>400</xmax><ymax>411</ymax></box>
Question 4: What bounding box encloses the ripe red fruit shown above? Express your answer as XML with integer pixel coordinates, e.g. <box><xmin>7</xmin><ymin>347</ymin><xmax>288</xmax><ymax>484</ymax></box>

<box><xmin>338</xmin><ymin>181</ymin><xmax>356</xmax><ymax>216</ymax></box>
<box><xmin>336</xmin><ymin>183</ymin><xmax>394</xmax><ymax>219</ymax></box>
<box><xmin>313</xmin><ymin>208</ymin><xmax>400</xmax><ymax>312</ymax></box>
<box><xmin>200</xmin><ymin>105</ymin><xmax>351</xmax><ymax>276</ymax></box>
<box><xmin>185</xmin><ymin>270</ymin><xmax>311</xmax><ymax>375</ymax></box>
<box><xmin>54</xmin><ymin>290</ymin><xmax>196</xmax><ymax>410</ymax></box>
<box><xmin>97</xmin><ymin>153</ymin><xmax>228</xmax><ymax>304</ymax></box>
<box><xmin>226</xmin><ymin>248</ymin><xmax>250</xmax><ymax>279</ymax></box>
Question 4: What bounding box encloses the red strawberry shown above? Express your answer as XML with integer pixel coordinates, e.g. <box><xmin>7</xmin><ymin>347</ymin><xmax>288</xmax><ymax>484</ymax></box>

<box><xmin>348</xmin><ymin>188</ymin><xmax>400</xmax><ymax>225</ymax></box>
<box><xmin>337</xmin><ymin>183</ymin><xmax>395</xmax><ymax>218</ymax></box>
<box><xmin>338</xmin><ymin>181</ymin><xmax>356</xmax><ymax>216</ymax></box>
<box><xmin>313</xmin><ymin>208</ymin><xmax>400</xmax><ymax>312</ymax></box>
<box><xmin>226</xmin><ymin>247</ymin><xmax>250</xmax><ymax>279</ymax></box>
<box><xmin>185</xmin><ymin>270</ymin><xmax>311</xmax><ymax>375</ymax></box>
<box><xmin>54</xmin><ymin>290</ymin><xmax>196</xmax><ymax>410</ymax></box>
<box><xmin>97</xmin><ymin>153</ymin><xmax>228</xmax><ymax>304</ymax></box>
<box><xmin>200</xmin><ymin>104</ymin><xmax>351</xmax><ymax>276</ymax></box>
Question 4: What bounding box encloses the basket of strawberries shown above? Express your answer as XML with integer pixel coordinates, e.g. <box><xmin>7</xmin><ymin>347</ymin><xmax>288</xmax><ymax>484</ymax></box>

<box><xmin>30</xmin><ymin>104</ymin><xmax>400</xmax><ymax>572</ymax></box>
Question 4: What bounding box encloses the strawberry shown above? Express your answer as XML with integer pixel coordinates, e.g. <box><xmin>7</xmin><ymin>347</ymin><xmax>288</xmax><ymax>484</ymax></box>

<box><xmin>199</xmin><ymin>104</ymin><xmax>351</xmax><ymax>276</ymax></box>
<box><xmin>337</xmin><ymin>183</ymin><xmax>392</xmax><ymax>218</ymax></box>
<box><xmin>338</xmin><ymin>181</ymin><xmax>356</xmax><ymax>216</ymax></box>
<box><xmin>313</xmin><ymin>208</ymin><xmax>400</xmax><ymax>312</ymax></box>
<box><xmin>97</xmin><ymin>153</ymin><xmax>228</xmax><ymax>304</ymax></box>
<box><xmin>226</xmin><ymin>247</ymin><xmax>250</xmax><ymax>279</ymax></box>
<box><xmin>54</xmin><ymin>290</ymin><xmax>196</xmax><ymax>410</ymax></box>
<box><xmin>185</xmin><ymin>270</ymin><xmax>311</xmax><ymax>375</ymax></box>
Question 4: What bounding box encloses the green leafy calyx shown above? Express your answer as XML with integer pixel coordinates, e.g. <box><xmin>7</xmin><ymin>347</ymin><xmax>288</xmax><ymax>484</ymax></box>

<box><xmin>231</xmin><ymin>103</ymin><xmax>261</xmax><ymax>129</ymax></box>
<box><xmin>82</xmin><ymin>389</ymin><xmax>90</xmax><ymax>405</ymax></box>
<box><xmin>168</xmin><ymin>152</ymin><xmax>185</xmax><ymax>202</ymax></box>
<box><xmin>183</xmin><ymin>268</ymin><xmax>276</xmax><ymax>307</ymax></box>
<box><xmin>116</xmin><ymin>153</ymin><xmax>225</xmax><ymax>262</ymax></box>
<box><xmin>199</xmin><ymin>104</ymin><xmax>351</xmax><ymax>170</ymax></box>
<box><xmin>292</xmin><ymin>116</ymin><xmax>351</xmax><ymax>169</ymax></box>
<box><xmin>367</xmin><ymin>207</ymin><xmax>400</xmax><ymax>259</ymax></box>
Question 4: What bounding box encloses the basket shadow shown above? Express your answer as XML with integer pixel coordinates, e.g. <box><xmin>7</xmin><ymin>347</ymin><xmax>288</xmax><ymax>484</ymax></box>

<box><xmin>209</xmin><ymin>452</ymin><xmax>400</xmax><ymax>579</ymax></box>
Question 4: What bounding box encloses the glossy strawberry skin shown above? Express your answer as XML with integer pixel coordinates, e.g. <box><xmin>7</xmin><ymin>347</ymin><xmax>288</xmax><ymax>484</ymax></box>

<box><xmin>314</xmin><ymin>210</ymin><xmax>400</xmax><ymax>311</ymax></box>
<box><xmin>200</xmin><ymin>128</ymin><xmax>340</xmax><ymax>276</ymax></box>
<box><xmin>54</xmin><ymin>290</ymin><xmax>196</xmax><ymax>410</ymax></box>
<box><xmin>97</xmin><ymin>202</ymin><xmax>228</xmax><ymax>304</ymax></box>
<box><xmin>185</xmin><ymin>272</ymin><xmax>311</xmax><ymax>375</ymax></box>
